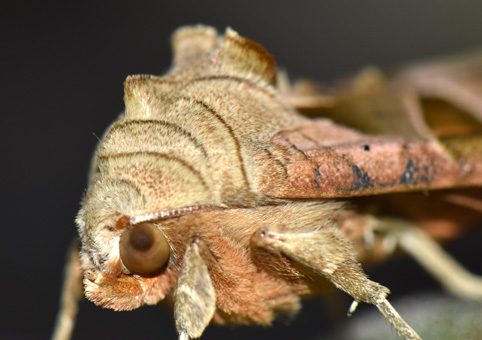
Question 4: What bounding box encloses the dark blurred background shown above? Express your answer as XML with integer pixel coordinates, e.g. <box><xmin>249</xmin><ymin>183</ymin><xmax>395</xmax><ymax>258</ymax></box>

<box><xmin>3</xmin><ymin>1</ymin><xmax>482</xmax><ymax>339</ymax></box>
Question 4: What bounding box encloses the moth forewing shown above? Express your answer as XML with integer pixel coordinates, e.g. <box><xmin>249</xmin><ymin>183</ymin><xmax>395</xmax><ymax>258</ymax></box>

<box><xmin>53</xmin><ymin>24</ymin><xmax>482</xmax><ymax>340</ymax></box>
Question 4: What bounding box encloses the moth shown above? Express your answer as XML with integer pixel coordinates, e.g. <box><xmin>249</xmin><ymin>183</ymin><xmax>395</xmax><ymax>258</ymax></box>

<box><xmin>52</xmin><ymin>25</ymin><xmax>482</xmax><ymax>340</ymax></box>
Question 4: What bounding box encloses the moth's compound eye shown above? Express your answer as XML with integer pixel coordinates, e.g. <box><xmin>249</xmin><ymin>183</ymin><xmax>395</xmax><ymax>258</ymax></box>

<box><xmin>119</xmin><ymin>222</ymin><xmax>170</xmax><ymax>274</ymax></box>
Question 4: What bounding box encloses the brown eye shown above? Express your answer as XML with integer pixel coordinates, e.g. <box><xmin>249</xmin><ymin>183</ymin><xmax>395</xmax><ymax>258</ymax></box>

<box><xmin>119</xmin><ymin>222</ymin><xmax>170</xmax><ymax>274</ymax></box>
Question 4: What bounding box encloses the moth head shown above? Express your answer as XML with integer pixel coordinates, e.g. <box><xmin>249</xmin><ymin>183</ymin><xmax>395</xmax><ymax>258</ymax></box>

<box><xmin>76</xmin><ymin>177</ymin><xmax>180</xmax><ymax>310</ymax></box>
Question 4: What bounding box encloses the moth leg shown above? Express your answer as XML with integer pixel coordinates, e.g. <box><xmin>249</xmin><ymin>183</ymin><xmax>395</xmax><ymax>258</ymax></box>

<box><xmin>51</xmin><ymin>239</ymin><xmax>83</xmax><ymax>340</ymax></box>
<box><xmin>174</xmin><ymin>238</ymin><xmax>216</xmax><ymax>340</ymax></box>
<box><xmin>373</xmin><ymin>217</ymin><xmax>482</xmax><ymax>301</ymax></box>
<box><xmin>362</xmin><ymin>218</ymin><xmax>398</xmax><ymax>255</ymax></box>
<box><xmin>251</xmin><ymin>225</ymin><xmax>421</xmax><ymax>340</ymax></box>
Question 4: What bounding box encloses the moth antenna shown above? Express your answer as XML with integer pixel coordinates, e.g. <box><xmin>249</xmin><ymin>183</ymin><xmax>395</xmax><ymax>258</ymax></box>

<box><xmin>130</xmin><ymin>205</ymin><xmax>220</xmax><ymax>225</ymax></box>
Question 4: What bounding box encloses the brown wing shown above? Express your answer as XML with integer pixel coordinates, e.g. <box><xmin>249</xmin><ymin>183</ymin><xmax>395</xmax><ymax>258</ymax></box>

<box><xmin>258</xmin><ymin>53</ymin><xmax>482</xmax><ymax>199</ymax></box>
